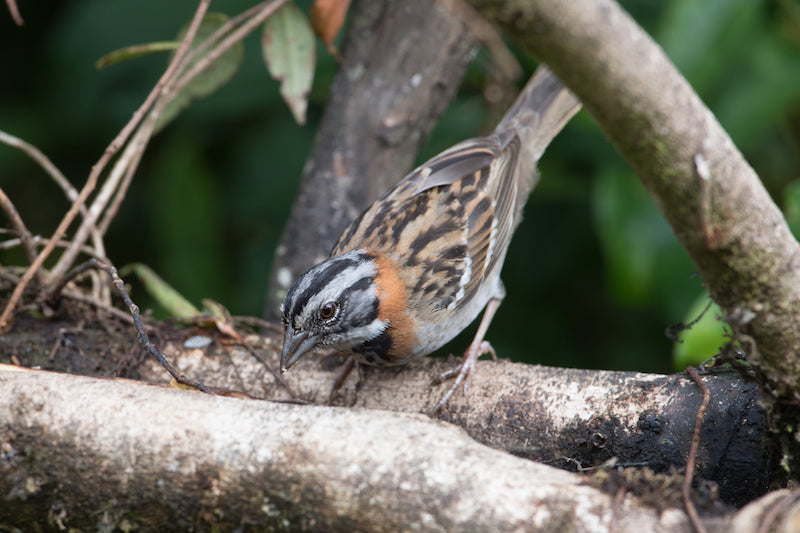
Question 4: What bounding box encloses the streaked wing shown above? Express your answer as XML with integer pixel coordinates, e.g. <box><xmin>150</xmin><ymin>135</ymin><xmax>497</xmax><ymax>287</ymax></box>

<box><xmin>332</xmin><ymin>135</ymin><xmax>522</xmax><ymax>310</ymax></box>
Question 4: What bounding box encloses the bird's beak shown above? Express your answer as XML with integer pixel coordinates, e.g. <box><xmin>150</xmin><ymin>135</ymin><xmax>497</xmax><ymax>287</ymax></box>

<box><xmin>280</xmin><ymin>329</ymin><xmax>320</xmax><ymax>373</ymax></box>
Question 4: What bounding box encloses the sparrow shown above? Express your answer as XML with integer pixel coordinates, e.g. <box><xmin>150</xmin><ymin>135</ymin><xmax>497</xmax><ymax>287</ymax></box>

<box><xmin>280</xmin><ymin>65</ymin><xmax>581</xmax><ymax>413</ymax></box>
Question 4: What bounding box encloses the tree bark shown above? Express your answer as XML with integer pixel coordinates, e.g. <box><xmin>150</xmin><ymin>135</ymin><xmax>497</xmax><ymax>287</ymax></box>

<box><xmin>4</xmin><ymin>365</ymin><xmax>800</xmax><ymax>532</ymax></box>
<box><xmin>0</xmin><ymin>365</ymin><xmax>771</xmax><ymax>532</ymax></box>
<box><xmin>265</xmin><ymin>0</ymin><xmax>479</xmax><ymax>318</ymax></box>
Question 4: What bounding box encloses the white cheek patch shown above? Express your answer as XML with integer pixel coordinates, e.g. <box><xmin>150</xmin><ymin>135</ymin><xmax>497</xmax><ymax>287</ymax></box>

<box><xmin>326</xmin><ymin>318</ymin><xmax>387</xmax><ymax>349</ymax></box>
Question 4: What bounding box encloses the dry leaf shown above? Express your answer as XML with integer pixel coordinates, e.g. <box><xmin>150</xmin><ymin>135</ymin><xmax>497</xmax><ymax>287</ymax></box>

<box><xmin>310</xmin><ymin>0</ymin><xmax>351</xmax><ymax>58</ymax></box>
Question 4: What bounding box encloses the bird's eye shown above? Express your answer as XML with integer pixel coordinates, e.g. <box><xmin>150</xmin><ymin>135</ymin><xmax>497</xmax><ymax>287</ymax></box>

<box><xmin>319</xmin><ymin>301</ymin><xmax>337</xmax><ymax>320</ymax></box>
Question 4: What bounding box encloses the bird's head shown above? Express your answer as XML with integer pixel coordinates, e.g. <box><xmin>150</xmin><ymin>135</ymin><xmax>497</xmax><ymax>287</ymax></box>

<box><xmin>279</xmin><ymin>250</ymin><xmax>388</xmax><ymax>372</ymax></box>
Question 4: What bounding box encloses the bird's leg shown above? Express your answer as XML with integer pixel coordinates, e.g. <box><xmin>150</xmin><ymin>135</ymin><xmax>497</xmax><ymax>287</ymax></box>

<box><xmin>432</xmin><ymin>296</ymin><xmax>502</xmax><ymax>415</ymax></box>
<box><xmin>326</xmin><ymin>354</ymin><xmax>359</xmax><ymax>404</ymax></box>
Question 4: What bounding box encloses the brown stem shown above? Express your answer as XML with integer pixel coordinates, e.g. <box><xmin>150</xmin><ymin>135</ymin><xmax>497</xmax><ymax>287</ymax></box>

<box><xmin>169</xmin><ymin>0</ymin><xmax>290</xmax><ymax>101</ymax></box>
<box><xmin>0</xmin><ymin>188</ymin><xmax>39</xmax><ymax>272</ymax></box>
<box><xmin>0</xmin><ymin>130</ymin><xmax>107</xmax><ymax>265</ymax></box>
<box><xmin>683</xmin><ymin>367</ymin><xmax>710</xmax><ymax>533</ymax></box>
<box><xmin>42</xmin><ymin>0</ymin><xmax>212</xmax><ymax>288</ymax></box>
<box><xmin>4</xmin><ymin>0</ymin><xmax>22</xmax><ymax>25</ymax></box>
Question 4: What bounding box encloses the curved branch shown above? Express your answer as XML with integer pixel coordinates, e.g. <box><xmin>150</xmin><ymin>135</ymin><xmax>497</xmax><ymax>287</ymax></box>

<box><xmin>466</xmin><ymin>0</ymin><xmax>800</xmax><ymax>398</ymax></box>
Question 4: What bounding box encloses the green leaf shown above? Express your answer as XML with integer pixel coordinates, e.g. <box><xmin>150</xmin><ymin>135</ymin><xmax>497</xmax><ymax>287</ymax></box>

<box><xmin>155</xmin><ymin>13</ymin><xmax>245</xmax><ymax>133</ymax></box>
<box><xmin>262</xmin><ymin>2</ymin><xmax>316</xmax><ymax>125</ymax></box>
<box><xmin>672</xmin><ymin>293</ymin><xmax>728</xmax><ymax>370</ymax></box>
<box><xmin>119</xmin><ymin>263</ymin><xmax>201</xmax><ymax>319</ymax></box>
<box><xmin>95</xmin><ymin>41</ymin><xmax>180</xmax><ymax>71</ymax></box>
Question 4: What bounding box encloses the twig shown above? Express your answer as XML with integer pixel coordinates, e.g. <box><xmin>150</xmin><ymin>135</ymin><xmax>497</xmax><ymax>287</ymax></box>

<box><xmin>45</xmin><ymin>0</ymin><xmax>212</xmax><ymax>286</ymax></box>
<box><xmin>0</xmin><ymin>130</ymin><xmax>76</xmax><ymax>206</ymax></box>
<box><xmin>440</xmin><ymin>0</ymin><xmax>521</xmax><ymax>81</ymax></box>
<box><xmin>177</xmin><ymin>0</ymin><xmax>272</xmax><ymax>70</ymax></box>
<box><xmin>237</xmin><ymin>339</ymin><xmax>297</xmax><ymax>398</ymax></box>
<box><xmin>665</xmin><ymin>299</ymin><xmax>714</xmax><ymax>342</ymax></box>
<box><xmin>61</xmin><ymin>258</ymin><xmax>210</xmax><ymax>393</ymax></box>
<box><xmin>0</xmin><ymin>268</ymin><xmax>21</xmax><ymax>287</ymax></box>
<box><xmin>53</xmin><ymin>0</ymin><xmax>276</xmax><ymax>278</ymax></box>
<box><xmin>683</xmin><ymin>367</ymin><xmax>710</xmax><ymax>533</ymax></box>
<box><xmin>0</xmin><ymin>228</ymin><xmax>103</xmax><ymax>257</ymax></box>
<box><xmin>168</xmin><ymin>0</ymin><xmax>290</xmax><ymax>100</ymax></box>
<box><xmin>0</xmin><ymin>187</ymin><xmax>39</xmax><ymax>270</ymax></box>
<box><xmin>0</xmin><ymin>0</ymin><xmax>210</xmax><ymax>331</ymax></box>
<box><xmin>232</xmin><ymin>314</ymin><xmax>283</xmax><ymax>333</ymax></box>
<box><xmin>101</xmin><ymin>0</ymin><xmax>289</xmax><ymax>240</ymax></box>
<box><xmin>61</xmin><ymin>290</ymin><xmax>141</xmax><ymax>328</ymax></box>
<box><xmin>4</xmin><ymin>0</ymin><xmax>22</xmax><ymax>25</ymax></box>
<box><xmin>0</xmin><ymin>129</ymin><xmax>108</xmax><ymax>282</ymax></box>
<box><xmin>96</xmin><ymin>142</ymin><xmax>143</xmax><ymax>237</ymax></box>
<box><xmin>198</xmin><ymin>307</ymin><xmax>296</xmax><ymax>398</ymax></box>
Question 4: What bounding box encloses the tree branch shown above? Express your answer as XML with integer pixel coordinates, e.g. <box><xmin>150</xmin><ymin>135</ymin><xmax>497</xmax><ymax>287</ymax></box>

<box><xmin>0</xmin><ymin>366</ymin><xmax>720</xmax><ymax>532</ymax></box>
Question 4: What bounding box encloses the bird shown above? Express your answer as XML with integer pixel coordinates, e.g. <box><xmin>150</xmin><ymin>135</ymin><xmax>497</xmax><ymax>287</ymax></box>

<box><xmin>279</xmin><ymin>64</ymin><xmax>581</xmax><ymax>413</ymax></box>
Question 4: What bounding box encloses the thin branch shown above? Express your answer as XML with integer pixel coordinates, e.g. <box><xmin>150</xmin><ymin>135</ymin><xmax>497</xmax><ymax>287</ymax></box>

<box><xmin>43</xmin><ymin>0</ymin><xmax>212</xmax><ymax>286</ymax></box>
<box><xmin>57</xmin><ymin>259</ymin><xmax>210</xmax><ymax>392</ymax></box>
<box><xmin>56</xmin><ymin>0</ymin><xmax>286</xmax><ymax>278</ymax></box>
<box><xmin>0</xmin><ymin>130</ymin><xmax>75</xmax><ymax>205</ymax></box>
<box><xmin>232</xmin><ymin>314</ymin><xmax>284</xmax><ymax>333</ymax></box>
<box><xmin>98</xmin><ymin>0</ymin><xmax>288</xmax><ymax>238</ymax></box>
<box><xmin>0</xmin><ymin>0</ymin><xmax>212</xmax><ymax>331</ymax></box>
<box><xmin>0</xmin><ymin>129</ymin><xmax>109</xmax><ymax>298</ymax></box>
<box><xmin>96</xmin><ymin>141</ymin><xmax>143</xmax><ymax>237</ymax></box>
<box><xmin>4</xmin><ymin>0</ymin><xmax>22</xmax><ymax>25</ymax></box>
<box><xmin>0</xmin><ymin>228</ymin><xmax>103</xmax><ymax>258</ymax></box>
<box><xmin>0</xmin><ymin>188</ymin><xmax>39</xmax><ymax>269</ymax></box>
<box><xmin>178</xmin><ymin>0</ymin><xmax>273</xmax><ymax>69</ymax></box>
<box><xmin>61</xmin><ymin>290</ymin><xmax>140</xmax><ymax>328</ymax></box>
<box><xmin>169</xmin><ymin>0</ymin><xmax>291</xmax><ymax>103</ymax></box>
<box><xmin>237</xmin><ymin>339</ymin><xmax>297</xmax><ymax>398</ymax></box>
<box><xmin>91</xmin><ymin>0</ymin><xmax>285</xmax><ymax>244</ymax></box>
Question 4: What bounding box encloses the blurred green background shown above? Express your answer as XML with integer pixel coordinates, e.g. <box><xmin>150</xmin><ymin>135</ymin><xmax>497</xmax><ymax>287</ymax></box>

<box><xmin>1</xmin><ymin>0</ymin><xmax>799</xmax><ymax>374</ymax></box>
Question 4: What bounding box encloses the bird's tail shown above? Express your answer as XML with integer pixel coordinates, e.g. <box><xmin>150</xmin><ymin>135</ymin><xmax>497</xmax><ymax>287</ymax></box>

<box><xmin>493</xmin><ymin>65</ymin><xmax>581</xmax><ymax>162</ymax></box>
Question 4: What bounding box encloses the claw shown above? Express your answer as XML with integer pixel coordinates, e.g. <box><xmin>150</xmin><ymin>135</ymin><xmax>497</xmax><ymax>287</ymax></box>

<box><xmin>430</xmin><ymin>296</ymin><xmax>503</xmax><ymax>416</ymax></box>
<box><xmin>431</xmin><ymin>340</ymin><xmax>494</xmax><ymax>415</ymax></box>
